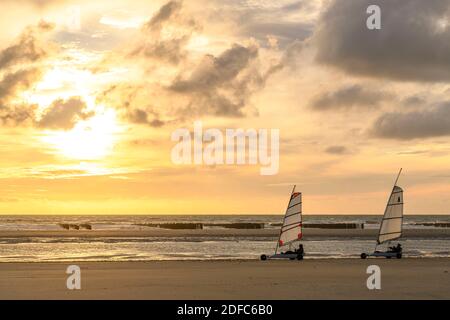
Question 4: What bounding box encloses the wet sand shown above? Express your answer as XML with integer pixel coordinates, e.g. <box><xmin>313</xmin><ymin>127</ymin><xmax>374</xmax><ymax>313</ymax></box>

<box><xmin>0</xmin><ymin>228</ymin><xmax>449</xmax><ymax>239</ymax></box>
<box><xmin>0</xmin><ymin>259</ymin><xmax>448</xmax><ymax>299</ymax></box>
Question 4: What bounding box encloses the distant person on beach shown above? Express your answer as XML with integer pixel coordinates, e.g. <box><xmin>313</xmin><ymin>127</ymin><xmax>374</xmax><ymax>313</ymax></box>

<box><xmin>389</xmin><ymin>243</ymin><xmax>402</xmax><ymax>253</ymax></box>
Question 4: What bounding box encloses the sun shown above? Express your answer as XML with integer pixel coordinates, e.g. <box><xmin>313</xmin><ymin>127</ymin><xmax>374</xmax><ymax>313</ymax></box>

<box><xmin>41</xmin><ymin>107</ymin><xmax>122</xmax><ymax>160</ymax></box>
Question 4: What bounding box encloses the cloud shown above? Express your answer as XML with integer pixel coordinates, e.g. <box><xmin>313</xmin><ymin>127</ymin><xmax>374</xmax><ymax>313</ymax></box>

<box><xmin>169</xmin><ymin>43</ymin><xmax>261</xmax><ymax>117</ymax></box>
<box><xmin>171</xmin><ymin>44</ymin><xmax>257</xmax><ymax>92</ymax></box>
<box><xmin>128</xmin><ymin>0</ymin><xmax>199</xmax><ymax>65</ymax></box>
<box><xmin>3</xmin><ymin>0</ymin><xmax>62</xmax><ymax>8</ymax></box>
<box><xmin>314</xmin><ymin>0</ymin><xmax>450</xmax><ymax>82</ymax></box>
<box><xmin>0</xmin><ymin>103</ymin><xmax>36</xmax><ymax>126</ymax></box>
<box><xmin>1</xmin><ymin>95</ymin><xmax>93</xmax><ymax>129</ymax></box>
<box><xmin>127</xmin><ymin>138</ymin><xmax>160</xmax><ymax>147</ymax></box>
<box><xmin>130</xmin><ymin>36</ymin><xmax>189</xmax><ymax>65</ymax></box>
<box><xmin>96</xmin><ymin>1</ymin><xmax>304</xmax><ymax>125</ymax></box>
<box><xmin>100</xmin><ymin>42</ymin><xmax>279</xmax><ymax>123</ymax></box>
<box><xmin>241</xmin><ymin>21</ymin><xmax>313</xmax><ymax>46</ymax></box>
<box><xmin>0</xmin><ymin>68</ymin><xmax>42</xmax><ymax>126</ymax></box>
<box><xmin>145</xmin><ymin>0</ymin><xmax>182</xmax><ymax>29</ymax></box>
<box><xmin>0</xmin><ymin>68</ymin><xmax>42</xmax><ymax>103</ymax></box>
<box><xmin>0</xmin><ymin>21</ymin><xmax>57</xmax><ymax>127</ymax></box>
<box><xmin>370</xmin><ymin>101</ymin><xmax>450</xmax><ymax>140</ymax></box>
<box><xmin>211</xmin><ymin>0</ymin><xmax>317</xmax><ymax>46</ymax></box>
<box><xmin>311</xmin><ymin>85</ymin><xmax>391</xmax><ymax>111</ymax></box>
<box><xmin>401</xmin><ymin>95</ymin><xmax>427</xmax><ymax>107</ymax></box>
<box><xmin>126</xmin><ymin>108</ymin><xmax>165</xmax><ymax>127</ymax></box>
<box><xmin>95</xmin><ymin>83</ymin><xmax>168</xmax><ymax>127</ymax></box>
<box><xmin>325</xmin><ymin>145</ymin><xmax>350</xmax><ymax>155</ymax></box>
<box><xmin>0</xmin><ymin>20</ymin><xmax>55</xmax><ymax>69</ymax></box>
<box><xmin>37</xmin><ymin>97</ymin><xmax>93</xmax><ymax>130</ymax></box>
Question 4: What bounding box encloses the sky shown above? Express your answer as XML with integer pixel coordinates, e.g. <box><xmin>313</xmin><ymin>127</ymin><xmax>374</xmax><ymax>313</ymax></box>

<box><xmin>0</xmin><ymin>0</ymin><xmax>449</xmax><ymax>215</ymax></box>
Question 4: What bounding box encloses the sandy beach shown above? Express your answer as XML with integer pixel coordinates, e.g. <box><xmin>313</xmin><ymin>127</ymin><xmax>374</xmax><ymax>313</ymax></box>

<box><xmin>0</xmin><ymin>259</ymin><xmax>448</xmax><ymax>300</ymax></box>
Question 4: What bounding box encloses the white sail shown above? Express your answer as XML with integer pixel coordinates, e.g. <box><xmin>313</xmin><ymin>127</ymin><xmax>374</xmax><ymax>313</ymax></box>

<box><xmin>377</xmin><ymin>185</ymin><xmax>403</xmax><ymax>244</ymax></box>
<box><xmin>278</xmin><ymin>188</ymin><xmax>302</xmax><ymax>247</ymax></box>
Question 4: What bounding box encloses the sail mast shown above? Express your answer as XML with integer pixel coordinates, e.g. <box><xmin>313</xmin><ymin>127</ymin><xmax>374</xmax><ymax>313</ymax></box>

<box><xmin>393</xmin><ymin>168</ymin><xmax>402</xmax><ymax>188</ymax></box>
<box><xmin>274</xmin><ymin>185</ymin><xmax>296</xmax><ymax>255</ymax></box>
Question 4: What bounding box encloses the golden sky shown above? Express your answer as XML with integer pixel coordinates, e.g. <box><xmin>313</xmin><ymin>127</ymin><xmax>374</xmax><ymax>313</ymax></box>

<box><xmin>0</xmin><ymin>0</ymin><xmax>449</xmax><ymax>215</ymax></box>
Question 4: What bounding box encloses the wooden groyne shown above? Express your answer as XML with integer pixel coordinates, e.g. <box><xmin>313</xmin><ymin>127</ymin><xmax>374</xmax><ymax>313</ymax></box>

<box><xmin>414</xmin><ymin>222</ymin><xmax>450</xmax><ymax>228</ymax></box>
<box><xmin>135</xmin><ymin>222</ymin><xmax>265</xmax><ymax>230</ymax></box>
<box><xmin>204</xmin><ymin>223</ymin><xmax>265</xmax><ymax>229</ymax></box>
<box><xmin>304</xmin><ymin>223</ymin><xmax>364</xmax><ymax>229</ymax></box>
<box><xmin>135</xmin><ymin>223</ymin><xmax>203</xmax><ymax>230</ymax></box>
<box><xmin>59</xmin><ymin>223</ymin><xmax>92</xmax><ymax>230</ymax></box>
<box><xmin>136</xmin><ymin>222</ymin><xmax>363</xmax><ymax>230</ymax></box>
<box><xmin>271</xmin><ymin>222</ymin><xmax>364</xmax><ymax>229</ymax></box>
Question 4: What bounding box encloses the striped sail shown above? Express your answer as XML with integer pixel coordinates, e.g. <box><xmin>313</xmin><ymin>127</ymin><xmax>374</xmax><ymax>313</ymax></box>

<box><xmin>378</xmin><ymin>185</ymin><xmax>403</xmax><ymax>244</ymax></box>
<box><xmin>278</xmin><ymin>189</ymin><xmax>302</xmax><ymax>247</ymax></box>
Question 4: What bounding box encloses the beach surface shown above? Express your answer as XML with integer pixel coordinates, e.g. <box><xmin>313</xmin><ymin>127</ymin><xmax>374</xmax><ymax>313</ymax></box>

<box><xmin>0</xmin><ymin>258</ymin><xmax>448</xmax><ymax>300</ymax></box>
<box><xmin>1</xmin><ymin>228</ymin><xmax>449</xmax><ymax>239</ymax></box>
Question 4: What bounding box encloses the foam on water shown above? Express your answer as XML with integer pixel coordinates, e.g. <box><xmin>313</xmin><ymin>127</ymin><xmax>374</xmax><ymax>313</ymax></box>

<box><xmin>0</xmin><ymin>237</ymin><xmax>448</xmax><ymax>262</ymax></box>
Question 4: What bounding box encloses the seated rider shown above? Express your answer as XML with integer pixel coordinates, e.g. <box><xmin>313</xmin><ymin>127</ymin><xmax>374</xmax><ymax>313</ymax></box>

<box><xmin>296</xmin><ymin>244</ymin><xmax>304</xmax><ymax>255</ymax></box>
<box><xmin>388</xmin><ymin>243</ymin><xmax>402</xmax><ymax>253</ymax></box>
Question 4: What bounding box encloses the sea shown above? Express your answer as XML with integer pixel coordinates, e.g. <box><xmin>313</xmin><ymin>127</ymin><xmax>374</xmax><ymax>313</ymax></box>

<box><xmin>0</xmin><ymin>215</ymin><xmax>449</xmax><ymax>262</ymax></box>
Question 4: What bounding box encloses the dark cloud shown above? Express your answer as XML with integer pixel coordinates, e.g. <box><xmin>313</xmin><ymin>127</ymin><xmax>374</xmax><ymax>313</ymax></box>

<box><xmin>145</xmin><ymin>0</ymin><xmax>182</xmax><ymax>29</ymax></box>
<box><xmin>1</xmin><ymin>95</ymin><xmax>93</xmax><ymax>129</ymax></box>
<box><xmin>0</xmin><ymin>68</ymin><xmax>42</xmax><ymax>103</ymax></box>
<box><xmin>169</xmin><ymin>44</ymin><xmax>261</xmax><ymax>117</ymax></box>
<box><xmin>315</xmin><ymin>0</ymin><xmax>450</xmax><ymax>82</ymax></box>
<box><xmin>0</xmin><ymin>103</ymin><xmax>36</xmax><ymax>126</ymax></box>
<box><xmin>241</xmin><ymin>22</ymin><xmax>313</xmax><ymax>46</ymax></box>
<box><xmin>96</xmin><ymin>83</ymin><xmax>172</xmax><ymax>128</ymax></box>
<box><xmin>127</xmin><ymin>109</ymin><xmax>150</xmax><ymax>124</ymax></box>
<box><xmin>0</xmin><ymin>68</ymin><xmax>43</xmax><ymax>126</ymax></box>
<box><xmin>325</xmin><ymin>145</ymin><xmax>350</xmax><ymax>155</ymax></box>
<box><xmin>130</xmin><ymin>36</ymin><xmax>190</xmax><ymax>65</ymax></box>
<box><xmin>126</xmin><ymin>108</ymin><xmax>165</xmax><ymax>127</ymax></box>
<box><xmin>312</xmin><ymin>85</ymin><xmax>391</xmax><ymax>111</ymax></box>
<box><xmin>213</xmin><ymin>0</ymin><xmax>315</xmax><ymax>46</ymax></box>
<box><xmin>171</xmin><ymin>44</ymin><xmax>257</xmax><ymax>92</ymax></box>
<box><xmin>0</xmin><ymin>21</ymin><xmax>57</xmax><ymax>127</ymax></box>
<box><xmin>0</xmin><ymin>21</ymin><xmax>54</xmax><ymax>69</ymax></box>
<box><xmin>37</xmin><ymin>97</ymin><xmax>93</xmax><ymax>130</ymax></box>
<box><xmin>96</xmin><ymin>83</ymin><xmax>169</xmax><ymax>127</ymax></box>
<box><xmin>402</xmin><ymin>95</ymin><xmax>427</xmax><ymax>107</ymax></box>
<box><xmin>371</xmin><ymin>101</ymin><xmax>450</xmax><ymax>140</ymax></box>
<box><xmin>281</xmin><ymin>1</ymin><xmax>307</xmax><ymax>12</ymax></box>
<box><xmin>129</xmin><ymin>0</ymin><xmax>198</xmax><ymax>64</ymax></box>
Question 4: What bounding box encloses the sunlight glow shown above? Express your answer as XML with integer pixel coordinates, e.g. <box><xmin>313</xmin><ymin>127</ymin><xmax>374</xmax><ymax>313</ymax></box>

<box><xmin>41</xmin><ymin>107</ymin><xmax>121</xmax><ymax>160</ymax></box>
